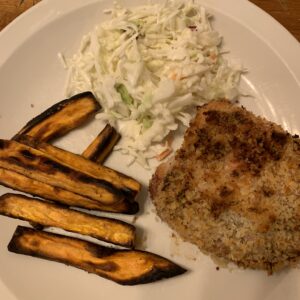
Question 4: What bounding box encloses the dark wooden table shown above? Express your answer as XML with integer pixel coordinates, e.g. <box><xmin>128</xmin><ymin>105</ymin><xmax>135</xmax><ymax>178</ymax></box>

<box><xmin>0</xmin><ymin>0</ymin><xmax>299</xmax><ymax>41</ymax></box>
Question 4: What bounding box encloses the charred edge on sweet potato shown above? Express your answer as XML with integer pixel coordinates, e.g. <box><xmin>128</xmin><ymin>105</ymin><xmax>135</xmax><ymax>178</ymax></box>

<box><xmin>0</xmin><ymin>193</ymin><xmax>135</xmax><ymax>247</ymax></box>
<box><xmin>13</xmin><ymin>92</ymin><xmax>101</xmax><ymax>142</ymax></box>
<box><xmin>82</xmin><ymin>124</ymin><xmax>121</xmax><ymax>163</ymax></box>
<box><xmin>17</xmin><ymin>135</ymin><xmax>141</xmax><ymax>200</ymax></box>
<box><xmin>8</xmin><ymin>226</ymin><xmax>186</xmax><ymax>285</ymax></box>
<box><xmin>0</xmin><ymin>168</ymin><xmax>139</xmax><ymax>214</ymax></box>
<box><xmin>0</xmin><ymin>139</ymin><xmax>126</xmax><ymax>205</ymax></box>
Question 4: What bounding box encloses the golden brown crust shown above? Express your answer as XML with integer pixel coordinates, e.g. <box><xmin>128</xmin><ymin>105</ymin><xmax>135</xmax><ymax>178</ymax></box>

<box><xmin>150</xmin><ymin>100</ymin><xmax>300</xmax><ymax>273</ymax></box>
<box><xmin>149</xmin><ymin>161</ymin><xmax>172</xmax><ymax>199</ymax></box>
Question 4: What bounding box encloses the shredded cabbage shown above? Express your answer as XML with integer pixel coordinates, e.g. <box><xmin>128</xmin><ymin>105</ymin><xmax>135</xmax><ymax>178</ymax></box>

<box><xmin>65</xmin><ymin>0</ymin><xmax>243</xmax><ymax>167</ymax></box>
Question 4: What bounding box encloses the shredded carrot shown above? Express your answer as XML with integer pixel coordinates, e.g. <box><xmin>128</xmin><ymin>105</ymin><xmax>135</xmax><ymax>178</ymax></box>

<box><xmin>156</xmin><ymin>148</ymin><xmax>172</xmax><ymax>161</ymax></box>
<box><xmin>170</xmin><ymin>72</ymin><xmax>178</xmax><ymax>81</ymax></box>
<box><xmin>210</xmin><ymin>53</ymin><xmax>217</xmax><ymax>62</ymax></box>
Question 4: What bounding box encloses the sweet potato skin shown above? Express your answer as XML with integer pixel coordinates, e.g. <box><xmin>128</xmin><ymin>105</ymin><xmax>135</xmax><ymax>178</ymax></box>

<box><xmin>13</xmin><ymin>92</ymin><xmax>101</xmax><ymax>142</ymax></box>
<box><xmin>17</xmin><ymin>135</ymin><xmax>141</xmax><ymax>200</ymax></box>
<box><xmin>0</xmin><ymin>139</ymin><xmax>126</xmax><ymax>205</ymax></box>
<box><xmin>8</xmin><ymin>226</ymin><xmax>186</xmax><ymax>285</ymax></box>
<box><xmin>0</xmin><ymin>168</ymin><xmax>138</xmax><ymax>214</ymax></box>
<box><xmin>82</xmin><ymin>124</ymin><xmax>121</xmax><ymax>163</ymax></box>
<box><xmin>0</xmin><ymin>193</ymin><xmax>135</xmax><ymax>247</ymax></box>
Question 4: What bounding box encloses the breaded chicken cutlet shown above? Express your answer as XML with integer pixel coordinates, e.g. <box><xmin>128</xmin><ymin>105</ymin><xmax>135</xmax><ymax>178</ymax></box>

<box><xmin>150</xmin><ymin>100</ymin><xmax>300</xmax><ymax>273</ymax></box>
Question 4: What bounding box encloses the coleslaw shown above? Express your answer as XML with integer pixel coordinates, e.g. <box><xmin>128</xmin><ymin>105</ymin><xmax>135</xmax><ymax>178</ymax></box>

<box><xmin>64</xmin><ymin>0</ymin><xmax>243</xmax><ymax>167</ymax></box>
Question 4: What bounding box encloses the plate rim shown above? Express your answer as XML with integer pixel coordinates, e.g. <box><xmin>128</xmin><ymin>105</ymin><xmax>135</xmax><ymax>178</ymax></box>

<box><xmin>0</xmin><ymin>0</ymin><xmax>299</xmax><ymax>83</ymax></box>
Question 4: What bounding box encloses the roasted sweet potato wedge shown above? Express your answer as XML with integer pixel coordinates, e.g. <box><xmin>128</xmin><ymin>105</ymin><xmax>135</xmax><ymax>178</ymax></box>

<box><xmin>13</xmin><ymin>92</ymin><xmax>100</xmax><ymax>142</ymax></box>
<box><xmin>0</xmin><ymin>139</ymin><xmax>126</xmax><ymax>205</ymax></box>
<box><xmin>17</xmin><ymin>135</ymin><xmax>141</xmax><ymax>199</ymax></box>
<box><xmin>0</xmin><ymin>194</ymin><xmax>135</xmax><ymax>247</ymax></box>
<box><xmin>0</xmin><ymin>168</ymin><xmax>138</xmax><ymax>214</ymax></box>
<box><xmin>82</xmin><ymin>124</ymin><xmax>121</xmax><ymax>163</ymax></box>
<box><xmin>8</xmin><ymin>226</ymin><xmax>186</xmax><ymax>285</ymax></box>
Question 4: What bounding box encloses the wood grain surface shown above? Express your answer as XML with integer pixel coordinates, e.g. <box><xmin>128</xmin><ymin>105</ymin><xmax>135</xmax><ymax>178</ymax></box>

<box><xmin>0</xmin><ymin>0</ymin><xmax>299</xmax><ymax>41</ymax></box>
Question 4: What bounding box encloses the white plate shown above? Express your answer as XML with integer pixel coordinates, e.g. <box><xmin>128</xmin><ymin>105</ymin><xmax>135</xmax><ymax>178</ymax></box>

<box><xmin>0</xmin><ymin>0</ymin><xmax>300</xmax><ymax>299</ymax></box>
